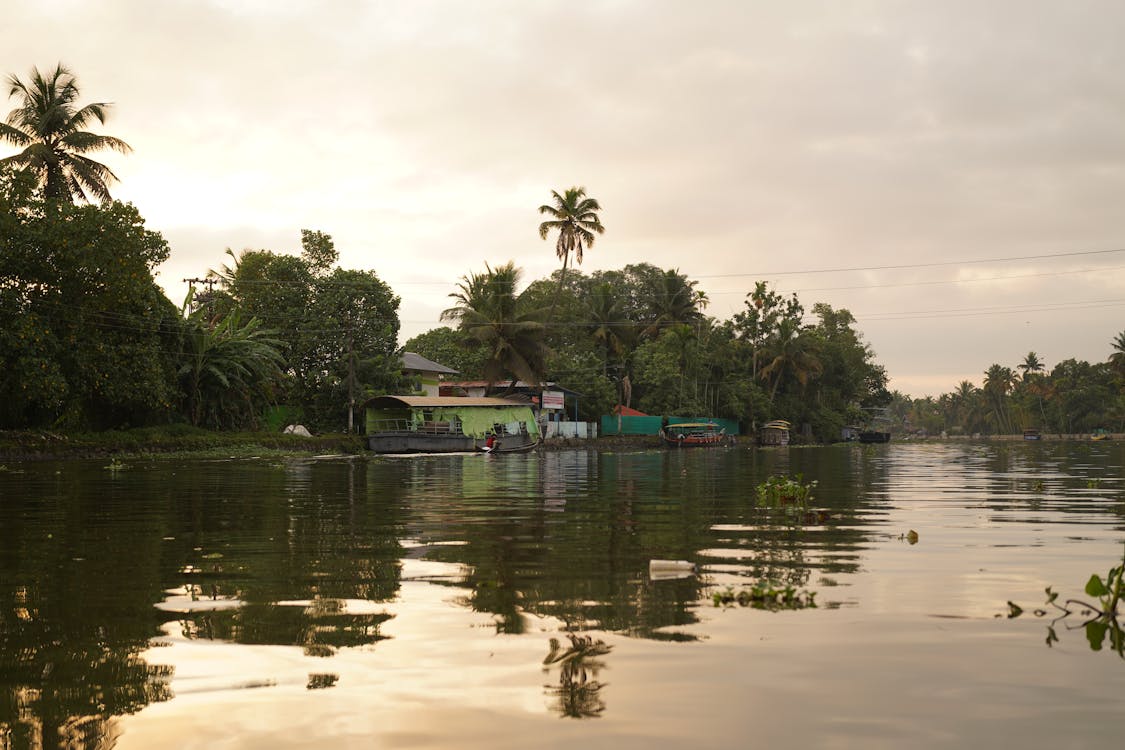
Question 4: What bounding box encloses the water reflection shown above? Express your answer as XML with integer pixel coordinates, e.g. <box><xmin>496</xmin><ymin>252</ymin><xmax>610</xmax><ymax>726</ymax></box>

<box><xmin>1</xmin><ymin>443</ymin><xmax>1123</xmax><ymax>745</ymax></box>
<box><xmin>542</xmin><ymin>634</ymin><xmax>613</xmax><ymax>719</ymax></box>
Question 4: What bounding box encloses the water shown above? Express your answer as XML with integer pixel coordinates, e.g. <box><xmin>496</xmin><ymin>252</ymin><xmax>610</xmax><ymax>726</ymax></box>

<box><xmin>1</xmin><ymin>442</ymin><xmax>1124</xmax><ymax>748</ymax></box>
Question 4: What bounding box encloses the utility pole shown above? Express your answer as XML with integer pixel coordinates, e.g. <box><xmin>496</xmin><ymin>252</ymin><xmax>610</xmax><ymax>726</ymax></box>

<box><xmin>183</xmin><ymin>277</ymin><xmax>218</xmax><ymax>321</ymax></box>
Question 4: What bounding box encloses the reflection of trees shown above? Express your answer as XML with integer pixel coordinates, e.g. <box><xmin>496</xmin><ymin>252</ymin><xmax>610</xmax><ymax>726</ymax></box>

<box><xmin>542</xmin><ymin>634</ymin><xmax>612</xmax><ymax>719</ymax></box>
<box><xmin>413</xmin><ymin>448</ymin><xmax>885</xmax><ymax>639</ymax></box>
<box><xmin>0</xmin><ymin>463</ymin><xmax>174</xmax><ymax>749</ymax></box>
<box><xmin>158</xmin><ymin>459</ymin><xmax>405</xmax><ymax>652</ymax></box>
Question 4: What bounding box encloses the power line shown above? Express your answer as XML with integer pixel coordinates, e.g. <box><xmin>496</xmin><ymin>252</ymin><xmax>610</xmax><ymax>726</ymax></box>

<box><xmin>693</xmin><ymin>247</ymin><xmax>1125</xmax><ymax>278</ymax></box>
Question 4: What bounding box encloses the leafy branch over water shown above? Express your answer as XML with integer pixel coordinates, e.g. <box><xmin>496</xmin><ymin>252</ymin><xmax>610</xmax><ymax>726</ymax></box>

<box><xmin>1007</xmin><ymin>542</ymin><xmax>1125</xmax><ymax>658</ymax></box>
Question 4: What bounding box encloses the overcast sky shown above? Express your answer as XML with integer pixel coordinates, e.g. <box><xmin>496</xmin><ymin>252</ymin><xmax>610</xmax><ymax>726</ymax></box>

<box><xmin>5</xmin><ymin>0</ymin><xmax>1125</xmax><ymax>396</ymax></box>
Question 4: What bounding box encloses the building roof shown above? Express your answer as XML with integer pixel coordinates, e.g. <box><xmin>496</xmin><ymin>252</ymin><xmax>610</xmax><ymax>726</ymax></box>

<box><xmin>401</xmin><ymin>352</ymin><xmax>459</xmax><ymax>375</ymax></box>
<box><xmin>363</xmin><ymin>395</ymin><xmax>528</xmax><ymax>409</ymax></box>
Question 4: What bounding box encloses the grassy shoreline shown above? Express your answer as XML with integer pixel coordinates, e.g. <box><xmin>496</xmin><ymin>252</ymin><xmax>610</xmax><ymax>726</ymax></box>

<box><xmin>2</xmin><ymin>427</ymin><xmax>1115</xmax><ymax>462</ymax></box>
<box><xmin>0</xmin><ymin>426</ymin><xmax>366</xmax><ymax>461</ymax></box>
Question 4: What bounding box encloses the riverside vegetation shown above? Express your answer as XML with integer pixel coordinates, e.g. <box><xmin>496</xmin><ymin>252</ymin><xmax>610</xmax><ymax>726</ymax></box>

<box><xmin>2</xmin><ymin>64</ymin><xmax>1124</xmax><ymax>444</ymax></box>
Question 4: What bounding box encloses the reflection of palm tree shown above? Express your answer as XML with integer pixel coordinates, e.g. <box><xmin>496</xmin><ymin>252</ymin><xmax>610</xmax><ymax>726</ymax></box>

<box><xmin>441</xmin><ymin>262</ymin><xmax>550</xmax><ymax>387</ymax></box>
<box><xmin>542</xmin><ymin>634</ymin><xmax>612</xmax><ymax>719</ymax></box>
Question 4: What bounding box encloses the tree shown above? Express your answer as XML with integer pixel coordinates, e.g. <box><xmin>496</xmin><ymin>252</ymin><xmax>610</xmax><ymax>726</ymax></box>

<box><xmin>642</xmin><ymin>269</ymin><xmax>707</xmax><ymax>339</ymax></box>
<box><xmin>440</xmin><ymin>262</ymin><xmax>550</xmax><ymax>387</ymax></box>
<box><xmin>178</xmin><ymin>302</ymin><xmax>285</xmax><ymax>429</ymax></box>
<box><xmin>204</xmin><ymin>230</ymin><xmax>402</xmax><ymax>431</ymax></box>
<box><xmin>759</xmin><ymin>317</ymin><xmax>823</xmax><ymax>403</ymax></box>
<box><xmin>1018</xmin><ymin>351</ymin><xmax>1045</xmax><ymax>380</ymax></box>
<box><xmin>538</xmin><ymin>187</ymin><xmax>604</xmax><ymax>320</ymax></box>
<box><xmin>0</xmin><ymin>168</ymin><xmax>178</xmax><ymax>428</ymax></box>
<box><xmin>982</xmin><ymin>364</ymin><xmax>1016</xmax><ymax>433</ymax></box>
<box><xmin>404</xmin><ymin>326</ymin><xmax>488</xmax><ymax>380</ymax></box>
<box><xmin>1</xmin><ymin>64</ymin><xmax>131</xmax><ymax>203</ymax></box>
<box><xmin>1110</xmin><ymin>331</ymin><xmax>1125</xmax><ymax>379</ymax></box>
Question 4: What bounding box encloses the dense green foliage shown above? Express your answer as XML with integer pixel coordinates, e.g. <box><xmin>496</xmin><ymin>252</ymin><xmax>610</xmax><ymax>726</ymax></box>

<box><xmin>0</xmin><ymin>163</ymin><xmax>403</xmax><ymax>432</ymax></box>
<box><xmin>889</xmin><ymin>340</ymin><xmax>1125</xmax><ymax>436</ymax></box>
<box><xmin>204</xmin><ymin>232</ymin><xmax>404</xmax><ymax>432</ymax></box>
<box><xmin>0</xmin><ymin>170</ymin><xmax>179</xmax><ymax>428</ymax></box>
<box><xmin>409</xmin><ymin>260</ymin><xmax>890</xmax><ymax>440</ymax></box>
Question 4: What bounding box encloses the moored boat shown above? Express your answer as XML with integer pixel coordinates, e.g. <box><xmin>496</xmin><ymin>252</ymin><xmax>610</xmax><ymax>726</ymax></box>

<box><xmin>1023</xmin><ymin>429</ymin><xmax>1041</xmax><ymax>441</ymax></box>
<box><xmin>758</xmin><ymin>419</ymin><xmax>791</xmax><ymax>446</ymax></box>
<box><xmin>364</xmin><ymin>396</ymin><xmax>540</xmax><ymax>454</ymax></box>
<box><xmin>660</xmin><ymin>422</ymin><xmax>728</xmax><ymax>447</ymax></box>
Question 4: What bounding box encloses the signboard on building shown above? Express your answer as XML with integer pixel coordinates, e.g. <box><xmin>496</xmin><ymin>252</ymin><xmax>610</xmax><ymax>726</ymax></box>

<box><xmin>541</xmin><ymin>390</ymin><xmax>565</xmax><ymax>410</ymax></box>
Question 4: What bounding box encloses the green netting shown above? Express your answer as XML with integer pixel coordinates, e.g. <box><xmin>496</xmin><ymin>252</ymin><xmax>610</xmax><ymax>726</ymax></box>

<box><xmin>435</xmin><ymin>406</ymin><xmax>539</xmax><ymax>439</ymax></box>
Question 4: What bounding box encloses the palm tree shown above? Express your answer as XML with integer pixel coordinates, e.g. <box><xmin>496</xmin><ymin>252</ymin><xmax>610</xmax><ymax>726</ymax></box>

<box><xmin>538</xmin><ymin>187</ymin><xmax>604</xmax><ymax>321</ymax></box>
<box><xmin>1</xmin><ymin>64</ymin><xmax>131</xmax><ymax>203</ymax></box>
<box><xmin>758</xmin><ymin>318</ymin><xmax>823</xmax><ymax>403</ymax></box>
<box><xmin>1110</xmin><ymin>331</ymin><xmax>1125</xmax><ymax>378</ymax></box>
<box><xmin>178</xmin><ymin>300</ymin><xmax>286</xmax><ymax>428</ymax></box>
<box><xmin>642</xmin><ymin>269</ymin><xmax>708</xmax><ymax>339</ymax></box>
<box><xmin>588</xmin><ymin>282</ymin><xmax>628</xmax><ymax>376</ymax></box>
<box><xmin>983</xmin><ymin>364</ymin><xmax>1016</xmax><ymax>434</ymax></box>
<box><xmin>1017</xmin><ymin>351</ymin><xmax>1044</xmax><ymax>380</ymax></box>
<box><xmin>440</xmin><ymin>262</ymin><xmax>550</xmax><ymax>388</ymax></box>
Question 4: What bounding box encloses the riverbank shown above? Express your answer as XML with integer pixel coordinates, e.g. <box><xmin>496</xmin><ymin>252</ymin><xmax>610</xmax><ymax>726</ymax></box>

<box><xmin>0</xmin><ymin>427</ymin><xmax>366</xmax><ymax>461</ymax></box>
<box><xmin>2</xmin><ymin>428</ymin><xmax>1117</xmax><ymax>461</ymax></box>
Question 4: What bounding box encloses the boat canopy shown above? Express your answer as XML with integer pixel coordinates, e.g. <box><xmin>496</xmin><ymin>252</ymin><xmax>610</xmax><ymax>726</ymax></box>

<box><xmin>363</xmin><ymin>395</ymin><xmax>539</xmax><ymax>439</ymax></box>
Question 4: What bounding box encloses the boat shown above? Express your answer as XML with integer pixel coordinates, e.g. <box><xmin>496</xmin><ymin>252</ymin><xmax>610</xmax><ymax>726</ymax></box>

<box><xmin>858</xmin><ymin>408</ymin><xmax>892</xmax><ymax>444</ymax></box>
<box><xmin>758</xmin><ymin>419</ymin><xmax>790</xmax><ymax>446</ymax></box>
<box><xmin>660</xmin><ymin>422</ymin><xmax>729</xmax><ymax>447</ymax></box>
<box><xmin>363</xmin><ymin>396</ymin><xmax>540</xmax><ymax>454</ymax></box>
<box><xmin>1090</xmin><ymin>428</ymin><xmax>1110</xmax><ymax>442</ymax></box>
<box><xmin>1023</xmin><ymin>429</ymin><xmax>1042</xmax><ymax>441</ymax></box>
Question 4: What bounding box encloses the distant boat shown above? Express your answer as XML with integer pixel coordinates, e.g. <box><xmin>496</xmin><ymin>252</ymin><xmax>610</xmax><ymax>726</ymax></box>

<box><xmin>1023</xmin><ymin>429</ymin><xmax>1041</xmax><ymax>441</ymax></box>
<box><xmin>660</xmin><ymin>422</ymin><xmax>728</xmax><ymax>447</ymax></box>
<box><xmin>758</xmin><ymin>419</ymin><xmax>791</xmax><ymax>447</ymax></box>
<box><xmin>858</xmin><ymin>431</ymin><xmax>891</xmax><ymax>444</ymax></box>
<box><xmin>1090</xmin><ymin>428</ymin><xmax>1110</xmax><ymax>442</ymax></box>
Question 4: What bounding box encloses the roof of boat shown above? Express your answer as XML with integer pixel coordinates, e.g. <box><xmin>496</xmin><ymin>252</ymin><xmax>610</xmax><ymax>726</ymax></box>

<box><xmin>363</xmin><ymin>395</ymin><xmax>530</xmax><ymax>409</ymax></box>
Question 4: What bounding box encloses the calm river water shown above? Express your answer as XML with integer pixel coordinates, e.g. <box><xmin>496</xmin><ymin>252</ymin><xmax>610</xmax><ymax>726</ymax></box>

<box><xmin>2</xmin><ymin>442</ymin><xmax>1124</xmax><ymax>749</ymax></box>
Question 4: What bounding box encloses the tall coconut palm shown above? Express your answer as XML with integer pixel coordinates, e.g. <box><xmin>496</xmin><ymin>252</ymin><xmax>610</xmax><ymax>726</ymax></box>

<box><xmin>538</xmin><ymin>187</ymin><xmax>604</xmax><ymax>321</ymax></box>
<box><xmin>441</xmin><ymin>262</ymin><xmax>550</xmax><ymax>387</ymax></box>
<box><xmin>1018</xmin><ymin>351</ymin><xmax>1044</xmax><ymax>380</ymax></box>
<box><xmin>1</xmin><ymin>64</ymin><xmax>131</xmax><ymax>203</ymax></box>
<box><xmin>758</xmin><ymin>318</ymin><xmax>823</xmax><ymax>403</ymax></box>
<box><xmin>1110</xmin><ymin>330</ymin><xmax>1125</xmax><ymax>378</ymax></box>
<box><xmin>642</xmin><ymin>269</ymin><xmax>708</xmax><ymax>339</ymax></box>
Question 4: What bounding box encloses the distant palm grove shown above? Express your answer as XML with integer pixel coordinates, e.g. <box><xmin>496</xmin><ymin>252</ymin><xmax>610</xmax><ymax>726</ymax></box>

<box><xmin>2</xmin><ymin>65</ymin><xmax>1123</xmax><ymax>438</ymax></box>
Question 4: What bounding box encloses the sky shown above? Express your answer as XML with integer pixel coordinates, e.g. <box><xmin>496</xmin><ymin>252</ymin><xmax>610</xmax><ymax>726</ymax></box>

<box><xmin>4</xmin><ymin>0</ymin><xmax>1125</xmax><ymax>397</ymax></box>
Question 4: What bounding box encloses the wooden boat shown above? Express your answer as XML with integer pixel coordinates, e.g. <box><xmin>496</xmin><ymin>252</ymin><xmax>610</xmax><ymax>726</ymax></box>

<box><xmin>1022</xmin><ymin>429</ymin><xmax>1041</xmax><ymax>441</ymax></box>
<box><xmin>478</xmin><ymin>433</ymin><xmax>539</xmax><ymax>453</ymax></box>
<box><xmin>660</xmin><ymin>422</ymin><xmax>728</xmax><ymax>447</ymax></box>
<box><xmin>758</xmin><ymin>419</ymin><xmax>790</xmax><ymax>446</ymax></box>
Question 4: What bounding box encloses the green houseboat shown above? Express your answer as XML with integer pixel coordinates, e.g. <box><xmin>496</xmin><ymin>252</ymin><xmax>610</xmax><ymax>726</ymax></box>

<box><xmin>363</xmin><ymin>396</ymin><xmax>540</xmax><ymax>454</ymax></box>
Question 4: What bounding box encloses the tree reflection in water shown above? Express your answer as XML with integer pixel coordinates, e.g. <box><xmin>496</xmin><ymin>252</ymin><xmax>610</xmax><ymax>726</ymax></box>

<box><xmin>542</xmin><ymin>634</ymin><xmax>613</xmax><ymax>719</ymax></box>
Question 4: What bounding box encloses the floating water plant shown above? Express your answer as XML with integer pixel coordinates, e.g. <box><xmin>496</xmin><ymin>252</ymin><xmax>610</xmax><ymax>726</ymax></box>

<box><xmin>1008</xmin><ymin>542</ymin><xmax>1124</xmax><ymax>658</ymax></box>
<box><xmin>712</xmin><ymin>582</ymin><xmax>817</xmax><ymax>611</ymax></box>
<box><xmin>755</xmin><ymin>474</ymin><xmax>816</xmax><ymax>508</ymax></box>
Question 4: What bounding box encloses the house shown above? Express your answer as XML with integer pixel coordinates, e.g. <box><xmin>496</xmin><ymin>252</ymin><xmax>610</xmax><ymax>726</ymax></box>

<box><xmin>402</xmin><ymin>352</ymin><xmax>459</xmax><ymax>396</ymax></box>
